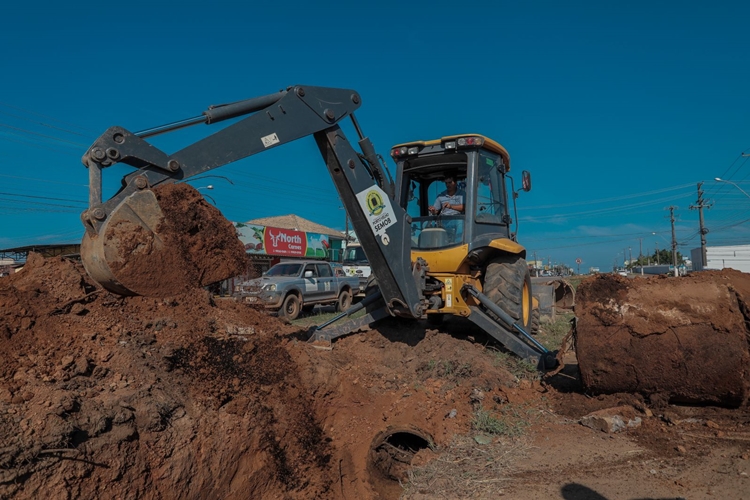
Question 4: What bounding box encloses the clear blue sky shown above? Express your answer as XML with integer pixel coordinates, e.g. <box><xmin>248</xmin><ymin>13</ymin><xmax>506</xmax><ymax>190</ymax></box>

<box><xmin>2</xmin><ymin>1</ymin><xmax>749</xmax><ymax>272</ymax></box>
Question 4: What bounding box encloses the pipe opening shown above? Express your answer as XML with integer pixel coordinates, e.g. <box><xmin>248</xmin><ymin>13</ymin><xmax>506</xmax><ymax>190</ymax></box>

<box><xmin>368</xmin><ymin>427</ymin><xmax>432</xmax><ymax>482</ymax></box>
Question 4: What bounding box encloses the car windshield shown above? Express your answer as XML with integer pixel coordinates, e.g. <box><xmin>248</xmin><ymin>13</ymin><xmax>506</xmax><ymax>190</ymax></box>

<box><xmin>265</xmin><ymin>263</ymin><xmax>302</xmax><ymax>277</ymax></box>
<box><xmin>343</xmin><ymin>246</ymin><xmax>367</xmax><ymax>263</ymax></box>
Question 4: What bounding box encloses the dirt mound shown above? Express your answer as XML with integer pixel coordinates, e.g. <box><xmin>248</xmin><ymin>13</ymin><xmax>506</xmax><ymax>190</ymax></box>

<box><xmin>574</xmin><ymin>270</ymin><xmax>750</xmax><ymax>406</ymax></box>
<box><xmin>0</xmin><ymin>254</ymin><xmax>335</xmax><ymax>499</ymax></box>
<box><xmin>1</xmin><ymin>254</ymin><xmax>530</xmax><ymax>499</ymax></box>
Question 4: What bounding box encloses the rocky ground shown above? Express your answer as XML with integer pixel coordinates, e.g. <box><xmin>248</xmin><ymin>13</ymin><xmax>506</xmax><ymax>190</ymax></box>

<box><xmin>1</xmin><ymin>255</ymin><xmax>748</xmax><ymax>499</ymax></box>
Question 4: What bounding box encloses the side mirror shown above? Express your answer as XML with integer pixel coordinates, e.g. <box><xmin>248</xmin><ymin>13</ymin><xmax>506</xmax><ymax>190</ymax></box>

<box><xmin>521</xmin><ymin>170</ymin><xmax>532</xmax><ymax>192</ymax></box>
<box><xmin>304</xmin><ymin>270</ymin><xmax>313</xmax><ymax>278</ymax></box>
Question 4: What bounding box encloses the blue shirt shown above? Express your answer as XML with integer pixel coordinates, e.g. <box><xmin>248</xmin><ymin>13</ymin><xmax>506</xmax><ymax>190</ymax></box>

<box><xmin>432</xmin><ymin>189</ymin><xmax>465</xmax><ymax>215</ymax></box>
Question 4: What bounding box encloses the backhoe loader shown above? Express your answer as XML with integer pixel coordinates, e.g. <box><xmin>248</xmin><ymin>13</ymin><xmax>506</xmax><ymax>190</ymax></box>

<box><xmin>79</xmin><ymin>85</ymin><xmax>556</xmax><ymax>369</ymax></box>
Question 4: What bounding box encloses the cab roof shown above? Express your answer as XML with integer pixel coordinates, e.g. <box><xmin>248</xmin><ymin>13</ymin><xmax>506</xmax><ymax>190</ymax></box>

<box><xmin>391</xmin><ymin>134</ymin><xmax>511</xmax><ymax>170</ymax></box>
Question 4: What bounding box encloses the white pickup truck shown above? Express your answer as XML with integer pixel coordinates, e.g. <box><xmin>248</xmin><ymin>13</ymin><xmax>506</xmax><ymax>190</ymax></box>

<box><xmin>342</xmin><ymin>243</ymin><xmax>371</xmax><ymax>293</ymax></box>
<box><xmin>235</xmin><ymin>260</ymin><xmax>360</xmax><ymax>320</ymax></box>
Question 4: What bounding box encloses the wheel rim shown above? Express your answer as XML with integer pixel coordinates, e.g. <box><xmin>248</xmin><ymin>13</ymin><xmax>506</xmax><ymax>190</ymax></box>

<box><xmin>522</xmin><ymin>280</ymin><xmax>530</xmax><ymax>325</ymax></box>
<box><xmin>286</xmin><ymin>297</ymin><xmax>298</xmax><ymax>316</ymax></box>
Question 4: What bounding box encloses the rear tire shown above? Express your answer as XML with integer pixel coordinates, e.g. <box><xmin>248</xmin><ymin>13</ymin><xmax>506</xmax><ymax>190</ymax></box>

<box><xmin>530</xmin><ymin>308</ymin><xmax>540</xmax><ymax>335</ymax></box>
<box><xmin>280</xmin><ymin>294</ymin><xmax>301</xmax><ymax>320</ymax></box>
<box><xmin>483</xmin><ymin>255</ymin><xmax>532</xmax><ymax>331</ymax></box>
<box><xmin>336</xmin><ymin>290</ymin><xmax>352</xmax><ymax>312</ymax></box>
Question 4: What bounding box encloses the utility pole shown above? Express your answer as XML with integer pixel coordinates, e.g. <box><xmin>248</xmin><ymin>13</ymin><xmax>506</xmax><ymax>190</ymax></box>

<box><xmin>669</xmin><ymin>206</ymin><xmax>678</xmax><ymax>277</ymax></box>
<box><xmin>655</xmin><ymin>242</ymin><xmax>659</xmax><ymax>264</ymax></box>
<box><xmin>638</xmin><ymin>238</ymin><xmax>643</xmax><ymax>274</ymax></box>
<box><xmin>689</xmin><ymin>182</ymin><xmax>711</xmax><ymax>270</ymax></box>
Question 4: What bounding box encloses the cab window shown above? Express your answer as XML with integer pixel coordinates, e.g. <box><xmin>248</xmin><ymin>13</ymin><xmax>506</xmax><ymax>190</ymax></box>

<box><xmin>475</xmin><ymin>151</ymin><xmax>507</xmax><ymax>224</ymax></box>
<box><xmin>304</xmin><ymin>264</ymin><xmax>318</xmax><ymax>277</ymax></box>
<box><xmin>316</xmin><ymin>264</ymin><xmax>332</xmax><ymax>278</ymax></box>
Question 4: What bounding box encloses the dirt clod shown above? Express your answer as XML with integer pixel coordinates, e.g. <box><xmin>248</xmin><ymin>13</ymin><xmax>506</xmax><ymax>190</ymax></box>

<box><xmin>104</xmin><ymin>183</ymin><xmax>248</xmax><ymax>297</ymax></box>
<box><xmin>574</xmin><ymin>271</ymin><xmax>750</xmax><ymax>406</ymax></box>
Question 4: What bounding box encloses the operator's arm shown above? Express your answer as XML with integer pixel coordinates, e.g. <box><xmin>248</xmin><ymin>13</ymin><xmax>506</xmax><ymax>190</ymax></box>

<box><xmin>451</xmin><ymin>191</ymin><xmax>466</xmax><ymax>213</ymax></box>
<box><xmin>429</xmin><ymin>194</ymin><xmax>444</xmax><ymax>215</ymax></box>
<box><xmin>431</xmin><ymin>194</ymin><xmax>464</xmax><ymax>214</ymax></box>
<box><xmin>450</xmin><ymin>202</ymin><xmax>465</xmax><ymax>213</ymax></box>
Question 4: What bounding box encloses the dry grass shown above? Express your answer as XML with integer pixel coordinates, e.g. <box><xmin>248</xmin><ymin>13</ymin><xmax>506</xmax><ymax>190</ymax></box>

<box><xmin>537</xmin><ymin>312</ymin><xmax>574</xmax><ymax>352</ymax></box>
<box><xmin>400</xmin><ymin>435</ymin><xmax>529</xmax><ymax>499</ymax></box>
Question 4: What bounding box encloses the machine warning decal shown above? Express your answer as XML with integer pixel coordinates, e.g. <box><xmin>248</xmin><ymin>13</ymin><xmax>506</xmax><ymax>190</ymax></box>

<box><xmin>356</xmin><ymin>186</ymin><xmax>397</xmax><ymax>237</ymax></box>
<box><xmin>261</xmin><ymin>133</ymin><xmax>280</xmax><ymax>148</ymax></box>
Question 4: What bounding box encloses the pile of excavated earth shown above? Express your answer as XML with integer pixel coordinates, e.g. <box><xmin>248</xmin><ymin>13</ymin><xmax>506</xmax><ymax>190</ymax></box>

<box><xmin>575</xmin><ymin>270</ymin><xmax>750</xmax><ymax>407</ymax></box>
<box><xmin>1</xmin><ymin>248</ymin><xmax>749</xmax><ymax>497</ymax></box>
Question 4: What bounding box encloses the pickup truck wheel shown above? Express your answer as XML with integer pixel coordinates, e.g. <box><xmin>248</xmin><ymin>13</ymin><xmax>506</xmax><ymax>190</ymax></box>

<box><xmin>483</xmin><ymin>255</ymin><xmax>532</xmax><ymax>332</ymax></box>
<box><xmin>281</xmin><ymin>294</ymin><xmax>301</xmax><ymax>320</ymax></box>
<box><xmin>336</xmin><ymin>290</ymin><xmax>352</xmax><ymax>312</ymax></box>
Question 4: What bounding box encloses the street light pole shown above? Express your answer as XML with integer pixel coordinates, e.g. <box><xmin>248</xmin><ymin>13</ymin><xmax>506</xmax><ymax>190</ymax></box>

<box><xmin>196</xmin><ymin>185</ymin><xmax>216</xmax><ymax>205</ymax></box>
<box><xmin>185</xmin><ymin>175</ymin><xmax>235</xmax><ymax>186</ymax></box>
<box><xmin>715</xmin><ymin>177</ymin><xmax>750</xmax><ymax>200</ymax></box>
<box><xmin>689</xmin><ymin>182</ymin><xmax>711</xmax><ymax>270</ymax></box>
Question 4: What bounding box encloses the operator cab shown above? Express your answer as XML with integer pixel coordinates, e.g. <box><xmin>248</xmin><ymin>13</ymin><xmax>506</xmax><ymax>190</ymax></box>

<box><xmin>391</xmin><ymin>135</ymin><xmax>517</xmax><ymax>251</ymax></box>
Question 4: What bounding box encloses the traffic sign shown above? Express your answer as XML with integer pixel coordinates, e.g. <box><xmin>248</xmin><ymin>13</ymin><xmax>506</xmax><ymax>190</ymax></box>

<box><xmin>576</xmin><ymin>258</ymin><xmax>582</xmax><ymax>264</ymax></box>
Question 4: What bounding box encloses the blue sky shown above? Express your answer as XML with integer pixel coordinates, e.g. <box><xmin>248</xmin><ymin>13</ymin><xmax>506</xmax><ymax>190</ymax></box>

<box><xmin>1</xmin><ymin>1</ymin><xmax>749</xmax><ymax>272</ymax></box>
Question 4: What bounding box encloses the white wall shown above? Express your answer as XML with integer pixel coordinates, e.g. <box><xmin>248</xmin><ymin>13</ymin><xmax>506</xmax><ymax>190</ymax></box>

<box><xmin>691</xmin><ymin>245</ymin><xmax>750</xmax><ymax>273</ymax></box>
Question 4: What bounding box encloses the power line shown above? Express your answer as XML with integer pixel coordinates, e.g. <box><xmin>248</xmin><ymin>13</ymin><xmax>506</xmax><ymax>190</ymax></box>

<box><xmin>0</xmin><ymin>101</ymin><xmax>97</xmax><ymax>135</ymax></box>
<box><xmin>523</xmin><ymin>182</ymin><xmax>696</xmax><ymax>211</ymax></box>
<box><xmin>0</xmin><ymin>122</ymin><xmax>87</xmax><ymax>148</ymax></box>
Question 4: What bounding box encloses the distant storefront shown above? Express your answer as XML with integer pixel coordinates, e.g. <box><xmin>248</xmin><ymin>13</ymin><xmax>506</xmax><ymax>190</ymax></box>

<box><xmin>217</xmin><ymin>216</ymin><xmax>348</xmax><ymax>296</ymax></box>
<box><xmin>235</xmin><ymin>223</ymin><xmax>333</xmax><ymax>263</ymax></box>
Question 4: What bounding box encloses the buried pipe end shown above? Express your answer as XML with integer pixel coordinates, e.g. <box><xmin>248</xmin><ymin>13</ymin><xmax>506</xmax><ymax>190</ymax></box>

<box><xmin>367</xmin><ymin>426</ymin><xmax>433</xmax><ymax>485</ymax></box>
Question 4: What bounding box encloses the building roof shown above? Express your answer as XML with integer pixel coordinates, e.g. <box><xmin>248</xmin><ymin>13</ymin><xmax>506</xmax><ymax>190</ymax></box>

<box><xmin>243</xmin><ymin>214</ymin><xmax>345</xmax><ymax>239</ymax></box>
<box><xmin>0</xmin><ymin>243</ymin><xmax>81</xmax><ymax>261</ymax></box>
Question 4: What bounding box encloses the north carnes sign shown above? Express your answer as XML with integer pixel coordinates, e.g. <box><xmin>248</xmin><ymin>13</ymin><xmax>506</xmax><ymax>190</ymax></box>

<box><xmin>263</xmin><ymin>228</ymin><xmax>307</xmax><ymax>257</ymax></box>
<box><xmin>235</xmin><ymin>223</ymin><xmax>331</xmax><ymax>258</ymax></box>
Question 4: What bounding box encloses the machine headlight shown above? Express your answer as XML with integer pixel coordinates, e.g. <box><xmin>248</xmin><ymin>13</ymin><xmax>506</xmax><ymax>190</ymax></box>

<box><xmin>262</xmin><ymin>283</ymin><xmax>277</xmax><ymax>292</ymax></box>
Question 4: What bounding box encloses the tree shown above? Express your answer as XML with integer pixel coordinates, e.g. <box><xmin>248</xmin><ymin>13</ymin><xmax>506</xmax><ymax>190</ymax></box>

<box><xmin>627</xmin><ymin>249</ymin><xmax>685</xmax><ymax>269</ymax></box>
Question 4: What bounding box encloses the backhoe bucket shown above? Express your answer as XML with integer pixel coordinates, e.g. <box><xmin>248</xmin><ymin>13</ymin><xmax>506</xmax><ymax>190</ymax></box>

<box><xmin>80</xmin><ymin>183</ymin><xmax>247</xmax><ymax>297</ymax></box>
<box><xmin>81</xmin><ymin>189</ymin><xmax>167</xmax><ymax>296</ymax></box>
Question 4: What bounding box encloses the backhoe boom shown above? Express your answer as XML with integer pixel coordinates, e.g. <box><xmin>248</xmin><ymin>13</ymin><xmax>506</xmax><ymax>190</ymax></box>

<box><xmin>80</xmin><ymin>85</ymin><xmax>424</xmax><ymax>318</ymax></box>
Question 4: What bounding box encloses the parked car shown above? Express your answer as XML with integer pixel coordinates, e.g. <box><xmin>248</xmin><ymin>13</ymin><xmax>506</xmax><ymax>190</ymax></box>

<box><xmin>235</xmin><ymin>260</ymin><xmax>360</xmax><ymax>320</ymax></box>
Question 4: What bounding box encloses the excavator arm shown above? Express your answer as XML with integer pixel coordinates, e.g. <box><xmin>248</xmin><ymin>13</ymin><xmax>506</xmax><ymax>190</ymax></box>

<box><xmin>80</xmin><ymin>85</ymin><xmax>424</xmax><ymax>318</ymax></box>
